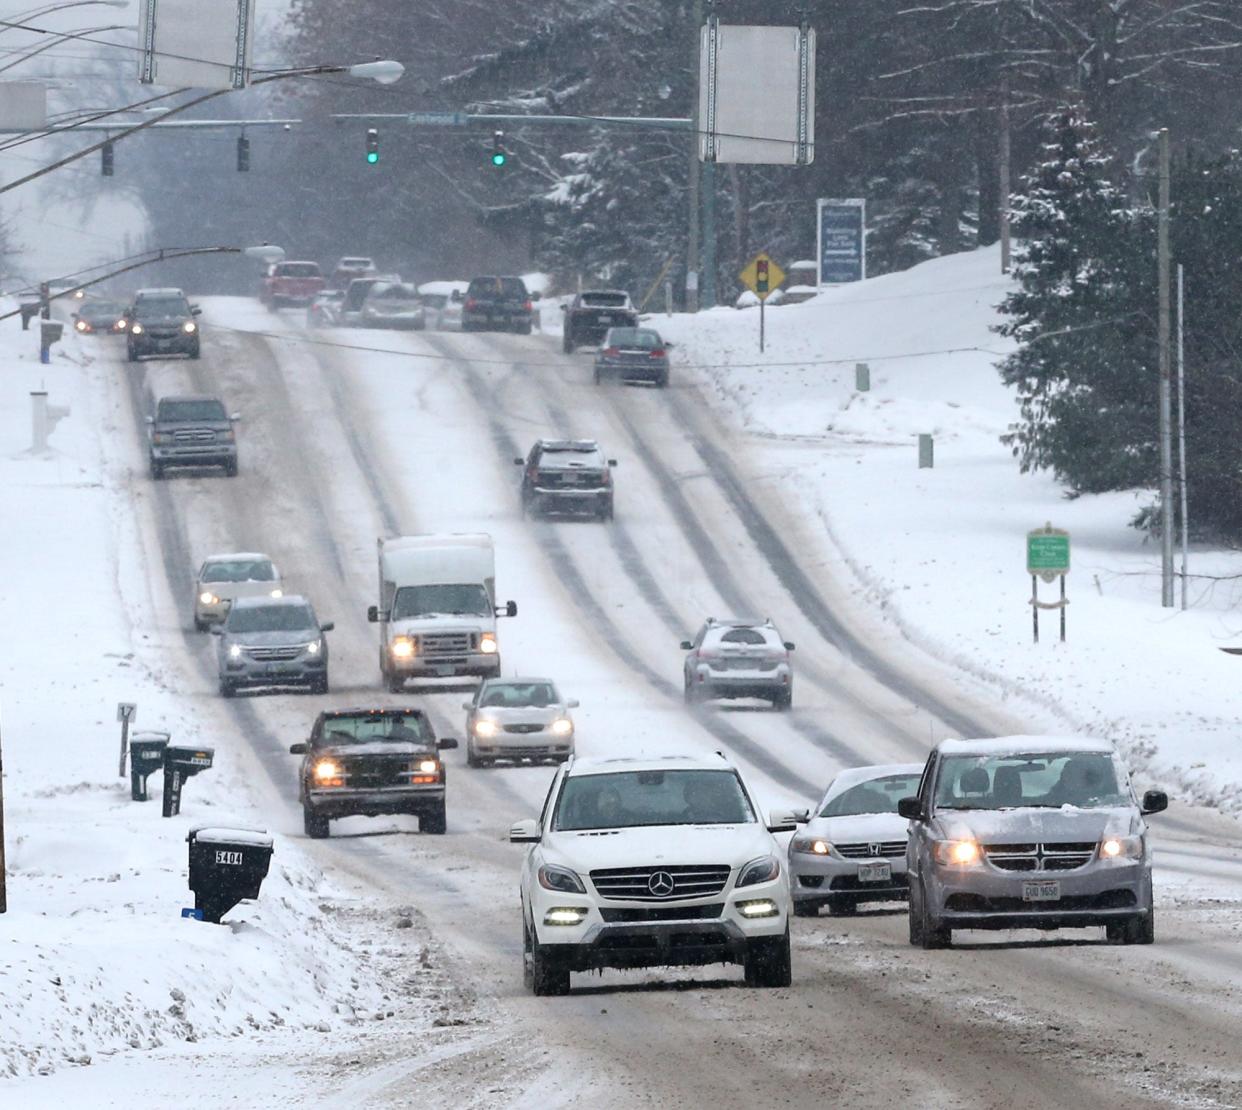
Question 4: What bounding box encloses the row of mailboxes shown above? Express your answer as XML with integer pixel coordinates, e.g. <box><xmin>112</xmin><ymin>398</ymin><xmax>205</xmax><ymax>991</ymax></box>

<box><xmin>128</xmin><ymin>731</ymin><xmax>214</xmax><ymax>816</ymax></box>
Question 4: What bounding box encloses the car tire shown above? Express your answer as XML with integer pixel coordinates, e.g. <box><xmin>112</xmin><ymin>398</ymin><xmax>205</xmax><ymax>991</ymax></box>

<box><xmin>773</xmin><ymin>688</ymin><xmax>793</xmax><ymax>712</ymax></box>
<box><xmin>593</xmin><ymin>365</ymin><xmax>602</xmax><ymax>385</ymax></box>
<box><xmin>599</xmin><ymin>501</ymin><xmax>614</xmax><ymax>523</ymax></box>
<box><xmin>1108</xmin><ymin>907</ymin><xmax>1155</xmax><ymax>946</ymax></box>
<box><xmin>466</xmin><ymin>746</ymin><xmax>486</xmax><ymax>769</ymax></box>
<box><xmin>303</xmin><ymin>807</ymin><xmax>330</xmax><ymax>839</ymax></box>
<box><xmin>189</xmin><ymin>343</ymin><xmax>201</xmax><ymax>360</ymax></box>
<box><xmin>126</xmin><ymin>345</ymin><xmax>138</xmax><ymax>363</ymax></box>
<box><xmin>311</xmin><ymin>673</ymin><xmax>329</xmax><ymax>696</ymax></box>
<box><xmin>386</xmin><ymin>672</ymin><xmax>405</xmax><ymax>694</ymax></box>
<box><xmin>150</xmin><ymin>461</ymin><xmax>164</xmax><ymax>481</ymax></box>
<box><xmin>524</xmin><ymin>917</ymin><xmax>571</xmax><ymax>996</ymax></box>
<box><xmin>193</xmin><ymin>615</ymin><xmax>208</xmax><ymax>633</ymax></box>
<box><xmin>657</xmin><ymin>373</ymin><xmax>669</xmax><ymax>388</ymax></box>
<box><xmin>683</xmin><ymin>681</ymin><xmax>699</xmax><ymax>705</ymax></box>
<box><xmin>563</xmin><ymin>334</ymin><xmax>575</xmax><ymax>354</ymax></box>
<box><xmin>420</xmin><ymin>802</ymin><xmax>447</xmax><ymax>835</ymax></box>
<box><xmin>517</xmin><ymin>321</ymin><xmax>533</xmax><ymax>336</ymax></box>
<box><xmin>912</xmin><ymin>876</ymin><xmax>951</xmax><ymax>949</ymax></box>
<box><xmin>219</xmin><ymin>678</ymin><xmax>236</xmax><ymax>699</ymax></box>
<box><xmin>792</xmin><ymin>900</ymin><xmax>819</xmax><ymax>918</ymax></box>
<box><xmin>743</xmin><ymin>929</ymin><xmax>792</xmax><ymax>988</ymax></box>
<box><xmin>826</xmin><ymin>895</ymin><xmax>858</xmax><ymax>916</ymax></box>
<box><xmin>223</xmin><ymin>459</ymin><xmax>238</xmax><ymax>478</ymax></box>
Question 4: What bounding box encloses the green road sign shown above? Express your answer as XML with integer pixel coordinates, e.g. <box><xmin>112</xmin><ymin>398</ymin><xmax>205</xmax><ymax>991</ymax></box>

<box><xmin>1027</xmin><ymin>526</ymin><xmax>1070</xmax><ymax>575</ymax></box>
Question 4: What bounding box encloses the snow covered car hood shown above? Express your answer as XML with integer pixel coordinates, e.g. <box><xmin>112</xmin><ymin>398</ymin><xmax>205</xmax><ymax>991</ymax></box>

<box><xmin>803</xmin><ymin>811</ymin><xmax>910</xmax><ymax>844</ymax></box>
<box><xmin>546</xmin><ymin>823</ymin><xmax>778</xmax><ymax>874</ymax></box>
<box><xmin>473</xmin><ymin>705</ymin><xmax>566</xmax><ymax>726</ymax></box>
<box><xmin>311</xmin><ymin>739</ymin><xmax>435</xmax><ymax>760</ymax></box>
<box><xmin>934</xmin><ymin>805</ymin><xmax>1139</xmax><ymax>843</ymax></box>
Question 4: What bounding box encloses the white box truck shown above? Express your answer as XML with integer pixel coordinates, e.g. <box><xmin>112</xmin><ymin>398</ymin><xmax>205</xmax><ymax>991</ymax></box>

<box><xmin>367</xmin><ymin>534</ymin><xmax>517</xmax><ymax>692</ymax></box>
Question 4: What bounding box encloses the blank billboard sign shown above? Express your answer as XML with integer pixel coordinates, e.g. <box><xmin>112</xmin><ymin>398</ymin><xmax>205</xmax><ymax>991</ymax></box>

<box><xmin>699</xmin><ymin>23</ymin><xmax>815</xmax><ymax>166</ymax></box>
<box><xmin>0</xmin><ymin>82</ymin><xmax>47</xmax><ymax>129</ymax></box>
<box><xmin>139</xmin><ymin>0</ymin><xmax>255</xmax><ymax>89</ymax></box>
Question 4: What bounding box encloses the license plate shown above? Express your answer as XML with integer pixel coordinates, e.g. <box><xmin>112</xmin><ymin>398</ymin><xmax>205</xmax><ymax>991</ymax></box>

<box><xmin>1022</xmin><ymin>880</ymin><xmax>1061</xmax><ymax>902</ymax></box>
<box><xmin>433</xmin><ymin>664</ymin><xmax>455</xmax><ymax>676</ymax></box>
<box><xmin>857</xmin><ymin>861</ymin><xmax>891</xmax><ymax>883</ymax></box>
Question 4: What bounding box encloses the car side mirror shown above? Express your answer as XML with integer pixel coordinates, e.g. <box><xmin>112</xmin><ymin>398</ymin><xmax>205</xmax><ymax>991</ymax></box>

<box><xmin>665</xmin><ymin>341</ymin><xmax>675</xmax><ymax>348</ymax></box>
<box><xmin>509</xmin><ymin>818</ymin><xmax>541</xmax><ymax>844</ymax></box>
<box><xmin>784</xmin><ymin>642</ymin><xmax>796</xmax><ymax>651</ymax></box>
<box><xmin>230</xmin><ymin>413</ymin><xmax>241</xmax><ymax>422</ymax></box>
<box><xmin>514</xmin><ymin>457</ymin><xmax>525</xmax><ymax>466</ymax></box>
<box><xmin>767</xmin><ymin>811</ymin><xmax>800</xmax><ymax>834</ymax></box>
<box><xmin>437</xmin><ymin>737</ymin><xmax>459</xmax><ymax>751</ymax></box>
<box><xmin>319</xmin><ymin>621</ymin><xmax>334</xmax><ymax>633</ymax></box>
<box><xmin>608</xmin><ymin>459</ymin><xmax>618</xmax><ymax>467</ymax></box>
<box><xmin>209</xmin><ymin>626</ymin><xmax>224</xmax><ymax>636</ymax></box>
<box><xmin>1141</xmin><ymin>789</ymin><xmax>1169</xmax><ymax>816</ymax></box>
<box><xmin>367</xmin><ymin>605</ymin><xmax>380</xmax><ymax>623</ymax></box>
<box><xmin>679</xmin><ymin>640</ymin><xmax>693</xmax><ymax>651</ymax></box>
<box><xmin>462</xmin><ymin>701</ymin><xmax>474</xmax><ymax>711</ymax></box>
<box><xmin>289</xmin><ymin>742</ymin><xmax>307</xmax><ymax>755</ymax></box>
<box><xmin>560</xmin><ymin>303</ymin><xmax>568</xmax><ymax>311</ymax></box>
<box><xmin>497</xmin><ymin>600</ymin><xmax>518</xmax><ymax>618</ymax></box>
<box><xmin>897</xmin><ymin>797</ymin><xmax>923</xmax><ymax>821</ymax></box>
<box><xmin>566</xmin><ymin>698</ymin><xmax>580</xmax><ymax>709</ymax></box>
<box><xmin>145</xmin><ymin>415</ymin><xmax>154</xmax><ymax>425</ymax></box>
<box><xmin>191</xmin><ymin>306</ymin><xmax>202</xmax><ymax>316</ymax></box>
<box><xmin>451</xmin><ymin>290</ymin><xmax>462</xmax><ymax>303</ymax></box>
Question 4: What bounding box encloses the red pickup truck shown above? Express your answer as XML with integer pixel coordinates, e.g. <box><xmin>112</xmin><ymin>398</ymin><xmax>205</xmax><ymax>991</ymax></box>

<box><xmin>261</xmin><ymin>261</ymin><xmax>325</xmax><ymax>308</ymax></box>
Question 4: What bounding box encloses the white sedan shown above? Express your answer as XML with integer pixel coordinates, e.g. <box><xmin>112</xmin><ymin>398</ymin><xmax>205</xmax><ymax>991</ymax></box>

<box><xmin>463</xmin><ymin>677</ymin><xmax>577</xmax><ymax>767</ymax></box>
<box><xmin>788</xmin><ymin>763</ymin><xmax>925</xmax><ymax>917</ymax></box>
<box><xmin>193</xmin><ymin>552</ymin><xmax>283</xmax><ymax>631</ymax></box>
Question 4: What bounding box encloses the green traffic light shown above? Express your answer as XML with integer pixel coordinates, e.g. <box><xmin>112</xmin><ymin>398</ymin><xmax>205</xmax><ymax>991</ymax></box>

<box><xmin>491</xmin><ymin>152</ymin><xmax>506</xmax><ymax>166</ymax></box>
<box><xmin>366</xmin><ymin>151</ymin><xmax>379</xmax><ymax>164</ymax></box>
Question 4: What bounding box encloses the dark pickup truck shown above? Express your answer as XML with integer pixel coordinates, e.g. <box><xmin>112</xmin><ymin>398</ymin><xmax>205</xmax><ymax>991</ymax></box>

<box><xmin>561</xmin><ymin>289</ymin><xmax>638</xmax><ymax>353</ymax></box>
<box><xmin>290</xmin><ymin>707</ymin><xmax>459</xmax><ymax>838</ymax></box>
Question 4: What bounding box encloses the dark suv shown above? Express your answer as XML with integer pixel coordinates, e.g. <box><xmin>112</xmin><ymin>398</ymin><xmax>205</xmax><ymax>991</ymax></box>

<box><xmin>561</xmin><ymin>290</ymin><xmax>638</xmax><ymax>353</ymax></box>
<box><xmin>289</xmin><ymin>707</ymin><xmax>459</xmax><ymax>838</ymax></box>
<box><xmin>515</xmin><ymin>439</ymin><xmax>616</xmax><ymax>521</ymax></box>
<box><xmin>463</xmin><ymin>275</ymin><xmax>534</xmax><ymax>334</ymax></box>
<box><xmin>125</xmin><ymin>289</ymin><xmax>201</xmax><ymax>360</ymax></box>
<box><xmin>147</xmin><ymin>394</ymin><xmax>239</xmax><ymax>479</ymax></box>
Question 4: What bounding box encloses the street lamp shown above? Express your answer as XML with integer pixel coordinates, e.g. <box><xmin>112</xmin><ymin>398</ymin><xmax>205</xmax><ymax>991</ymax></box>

<box><xmin>0</xmin><ymin>243</ymin><xmax>285</xmax><ymax>323</ymax></box>
<box><xmin>0</xmin><ymin>0</ymin><xmax>128</xmax><ymax>34</ymax></box>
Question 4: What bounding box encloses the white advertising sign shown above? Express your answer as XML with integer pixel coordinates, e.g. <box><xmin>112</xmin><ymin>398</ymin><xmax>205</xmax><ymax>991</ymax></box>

<box><xmin>139</xmin><ymin>0</ymin><xmax>255</xmax><ymax>89</ymax></box>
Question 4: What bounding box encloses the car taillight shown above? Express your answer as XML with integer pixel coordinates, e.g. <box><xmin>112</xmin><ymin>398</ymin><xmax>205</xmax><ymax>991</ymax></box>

<box><xmin>650</xmin><ymin>349</ymin><xmax>666</xmax><ymax>358</ymax></box>
<box><xmin>523</xmin><ymin>300</ymin><xmax>533</xmax><ymax>311</ymax></box>
<box><xmin>603</xmin><ymin>347</ymin><xmax>620</xmax><ymax>356</ymax></box>
<box><xmin>465</xmin><ymin>298</ymin><xmax>478</xmax><ymax>310</ymax></box>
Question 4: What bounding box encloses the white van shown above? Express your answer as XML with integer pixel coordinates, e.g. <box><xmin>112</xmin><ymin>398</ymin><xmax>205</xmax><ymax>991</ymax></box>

<box><xmin>367</xmin><ymin>534</ymin><xmax>517</xmax><ymax>692</ymax></box>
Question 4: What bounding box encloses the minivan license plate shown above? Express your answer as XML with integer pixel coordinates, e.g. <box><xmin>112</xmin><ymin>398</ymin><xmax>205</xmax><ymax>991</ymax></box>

<box><xmin>857</xmin><ymin>861</ymin><xmax>891</xmax><ymax>883</ymax></box>
<box><xmin>1022</xmin><ymin>880</ymin><xmax>1060</xmax><ymax>902</ymax></box>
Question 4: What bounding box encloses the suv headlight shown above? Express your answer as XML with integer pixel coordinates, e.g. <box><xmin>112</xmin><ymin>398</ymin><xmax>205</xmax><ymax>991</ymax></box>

<box><xmin>130</xmin><ymin>323</ymin><xmax>143</xmax><ymax>334</ymax></box>
<box><xmin>737</xmin><ymin>855</ymin><xmax>781</xmax><ymax>888</ymax></box>
<box><xmin>537</xmin><ymin>864</ymin><xmax>585</xmax><ymax>894</ymax></box>
<box><xmin>1100</xmin><ymin>835</ymin><xmax>1143</xmax><ymax>860</ymax></box>
<box><xmin>790</xmin><ymin>835</ymin><xmax>832</xmax><ymax>856</ymax></box>
<box><xmin>227</xmin><ymin>643</ymin><xmax>242</xmax><ymax>659</ymax></box>
<box><xmin>932</xmin><ymin>839</ymin><xmax>981</xmax><ymax>866</ymax></box>
<box><xmin>305</xmin><ymin>640</ymin><xmax>322</xmax><ymax>655</ymax></box>
<box><xmin>182</xmin><ymin>321</ymin><xmax>197</xmax><ymax>334</ymax></box>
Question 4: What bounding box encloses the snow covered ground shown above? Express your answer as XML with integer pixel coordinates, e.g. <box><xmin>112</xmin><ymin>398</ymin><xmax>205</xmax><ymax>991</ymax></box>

<box><xmin>644</xmin><ymin>245</ymin><xmax>1242</xmax><ymax>813</ymax></box>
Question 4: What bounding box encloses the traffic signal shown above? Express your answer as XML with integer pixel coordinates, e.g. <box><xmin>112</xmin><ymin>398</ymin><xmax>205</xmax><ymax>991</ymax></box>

<box><xmin>365</xmin><ymin>128</ymin><xmax>379</xmax><ymax>165</ymax></box>
<box><xmin>491</xmin><ymin>130</ymin><xmax>507</xmax><ymax>167</ymax></box>
<box><xmin>237</xmin><ymin>135</ymin><xmax>250</xmax><ymax>172</ymax></box>
<box><xmin>756</xmin><ymin>258</ymin><xmax>770</xmax><ymax>294</ymax></box>
<box><xmin>101</xmin><ymin>140</ymin><xmax>114</xmax><ymax>177</ymax></box>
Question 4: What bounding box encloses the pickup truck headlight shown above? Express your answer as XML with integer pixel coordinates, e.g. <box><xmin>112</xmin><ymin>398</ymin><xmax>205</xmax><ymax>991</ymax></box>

<box><xmin>737</xmin><ymin>855</ymin><xmax>781</xmax><ymax>888</ymax></box>
<box><xmin>479</xmin><ymin>633</ymin><xmax>498</xmax><ymax>654</ymax></box>
<box><xmin>538</xmin><ymin>864</ymin><xmax>586</xmax><ymax>894</ymax></box>
<box><xmin>390</xmin><ymin>636</ymin><xmax>415</xmax><ymax>659</ymax></box>
<box><xmin>933</xmin><ymin>839</ymin><xmax>981</xmax><ymax>866</ymax></box>
<box><xmin>1100</xmin><ymin>835</ymin><xmax>1143</xmax><ymax>860</ymax></box>
<box><xmin>791</xmin><ymin>835</ymin><xmax>832</xmax><ymax>856</ymax></box>
<box><xmin>182</xmin><ymin>321</ymin><xmax>197</xmax><ymax>334</ymax></box>
<box><xmin>130</xmin><ymin>323</ymin><xmax>143</xmax><ymax>334</ymax></box>
<box><xmin>313</xmin><ymin>759</ymin><xmax>344</xmax><ymax>786</ymax></box>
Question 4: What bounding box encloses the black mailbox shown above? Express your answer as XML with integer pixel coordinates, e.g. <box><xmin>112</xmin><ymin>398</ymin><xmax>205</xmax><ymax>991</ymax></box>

<box><xmin>129</xmin><ymin>730</ymin><xmax>170</xmax><ymax>801</ymax></box>
<box><xmin>162</xmin><ymin>745</ymin><xmax>215</xmax><ymax>818</ymax></box>
<box><xmin>186</xmin><ymin>826</ymin><xmax>274</xmax><ymax>924</ymax></box>
<box><xmin>18</xmin><ymin>301</ymin><xmax>41</xmax><ymax>330</ymax></box>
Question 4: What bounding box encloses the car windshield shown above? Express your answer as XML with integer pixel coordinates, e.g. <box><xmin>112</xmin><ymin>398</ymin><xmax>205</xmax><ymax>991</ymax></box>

<box><xmin>555</xmin><ymin>769</ymin><xmax>755</xmax><ymax>831</ymax></box>
<box><xmin>135</xmin><ymin>298</ymin><xmax>189</xmax><ymax>317</ymax></box>
<box><xmin>225</xmin><ymin>604</ymin><xmax>315</xmax><ymax>633</ymax></box>
<box><xmin>157</xmin><ymin>400</ymin><xmax>227</xmax><ymax>422</ymax></box>
<box><xmin>479</xmin><ymin>681</ymin><xmax>558</xmax><ymax>708</ymax></box>
<box><xmin>821</xmin><ymin>773</ymin><xmax>924</xmax><ymax>817</ymax></box>
<box><xmin>317</xmin><ymin>713</ymin><xmax>432</xmax><ymax>746</ymax></box>
<box><xmin>202</xmin><ymin>559</ymin><xmax>275</xmax><ymax>584</ymax></box>
<box><xmin>581</xmin><ymin>292</ymin><xmax>628</xmax><ymax>307</ymax></box>
<box><xmin>607</xmin><ymin>328</ymin><xmax>661</xmax><ymax>349</ymax></box>
<box><xmin>934</xmin><ymin>752</ymin><xmax>1130</xmax><ymax>810</ymax></box>
<box><xmin>391</xmin><ymin>583</ymin><xmax>491</xmax><ymax>620</ymax></box>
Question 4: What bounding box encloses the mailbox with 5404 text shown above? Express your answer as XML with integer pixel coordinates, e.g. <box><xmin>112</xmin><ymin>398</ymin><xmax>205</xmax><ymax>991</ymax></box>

<box><xmin>186</xmin><ymin>827</ymin><xmax>274</xmax><ymax>924</ymax></box>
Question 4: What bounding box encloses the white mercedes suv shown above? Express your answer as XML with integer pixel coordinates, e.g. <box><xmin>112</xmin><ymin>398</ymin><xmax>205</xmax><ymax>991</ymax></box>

<box><xmin>510</xmin><ymin>753</ymin><xmax>797</xmax><ymax>996</ymax></box>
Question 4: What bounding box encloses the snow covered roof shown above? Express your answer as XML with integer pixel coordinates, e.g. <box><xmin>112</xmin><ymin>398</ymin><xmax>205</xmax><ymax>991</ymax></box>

<box><xmin>569</xmin><ymin>752</ymin><xmax>735</xmax><ymax>776</ymax></box>
<box><xmin>825</xmin><ymin>762</ymin><xmax>926</xmax><ymax>795</ymax></box>
<box><xmin>202</xmin><ymin>552</ymin><xmax>272</xmax><ymax>564</ymax></box>
<box><xmin>937</xmin><ymin>735</ymin><xmax>1118</xmax><ymax>757</ymax></box>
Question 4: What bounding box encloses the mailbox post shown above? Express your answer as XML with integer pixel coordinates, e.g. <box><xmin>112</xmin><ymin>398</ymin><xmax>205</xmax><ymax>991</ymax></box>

<box><xmin>186</xmin><ymin>826</ymin><xmax>274</xmax><ymax>924</ymax></box>
<box><xmin>162</xmin><ymin>745</ymin><xmax>214</xmax><ymax>817</ymax></box>
<box><xmin>129</xmin><ymin>730</ymin><xmax>169</xmax><ymax>801</ymax></box>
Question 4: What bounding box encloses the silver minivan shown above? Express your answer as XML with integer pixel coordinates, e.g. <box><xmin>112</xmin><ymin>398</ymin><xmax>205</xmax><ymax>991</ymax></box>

<box><xmin>899</xmin><ymin>736</ymin><xmax>1167</xmax><ymax>948</ymax></box>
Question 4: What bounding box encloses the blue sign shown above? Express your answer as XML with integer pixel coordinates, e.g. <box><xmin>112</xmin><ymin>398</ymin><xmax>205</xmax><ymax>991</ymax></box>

<box><xmin>817</xmin><ymin>199</ymin><xmax>866</xmax><ymax>284</ymax></box>
<box><xmin>181</xmin><ymin>907</ymin><xmax>204</xmax><ymax>921</ymax></box>
<box><xmin>406</xmin><ymin>111</ymin><xmax>468</xmax><ymax>127</ymax></box>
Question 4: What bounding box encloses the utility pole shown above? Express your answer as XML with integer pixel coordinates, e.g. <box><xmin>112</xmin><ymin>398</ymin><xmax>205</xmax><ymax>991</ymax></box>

<box><xmin>0</xmin><ymin>703</ymin><xmax>7</xmax><ymax>914</ymax></box>
<box><xmin>999</xmin><ymin>79</ymin><xmax>1011</xmax><ymax>274</ymax></box>
<box><xmin>1177</xmin><ymin>263</ymin><xmax>1189</xmax><ymax>610</ymax></box>
<box><xmin>686</xmin><ymin>0</ymin><xmax>702</xmax><ymax>313</ymax></box>
<box><xmin>1158</xmin><ymin>127</ymin><xmax>1174</xmax><ymax>608</ymax></box>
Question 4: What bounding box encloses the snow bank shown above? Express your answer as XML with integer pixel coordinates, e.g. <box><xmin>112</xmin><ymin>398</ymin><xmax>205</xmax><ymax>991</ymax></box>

<box><xmin>660</xmin><ymin>246</ymin><xmax>1242</xmax><ymax>814</ymax></box>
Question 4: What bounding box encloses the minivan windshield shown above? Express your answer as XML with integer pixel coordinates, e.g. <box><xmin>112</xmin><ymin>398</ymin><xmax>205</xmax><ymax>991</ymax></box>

<box><xmin>555</xmin><ymin>769</ymin><xmax>755</xmax><ymax>831</ymax></box>
<box><xmin>226</xmin><ymin>604</ymin><xmax>315</xmax><ymax>633</ymax></box>
<box><xmin>392</xmin><ymin>583</ymin><xmax>491</xmax><ymax>620</ymax></box>
<box><xmin>157</xmin><ymin>399</ymin><xmax>227</xmax><ymax>422</ymax></box>
<box><xmin>934</xmin><ymin>752</ymin><xmax>1129</xmax><ymax>810</ymax></box>
<box><xmin>821</xmin><ymin>773</ymin><xmax>924</xmax><ymax>817</ymax></box>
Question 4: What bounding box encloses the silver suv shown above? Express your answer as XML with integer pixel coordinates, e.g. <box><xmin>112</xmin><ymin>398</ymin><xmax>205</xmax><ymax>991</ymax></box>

<box><xmin>681</xmin><ymin>618</ymin><xmax>795</xmax><ymax>710</ymax></box>
<box><xmin>212</xmin><ymin>595</ymin><xmax>333</xmax><ymax>697</ymax></box>
<box><xmin>899</xmin><ymin>737</ymin><xmax>1168</xmax><ymax>949</ymax></box>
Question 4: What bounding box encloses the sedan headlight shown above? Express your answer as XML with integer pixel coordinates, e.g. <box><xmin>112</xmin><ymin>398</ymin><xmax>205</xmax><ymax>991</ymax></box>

<box><xmin>199</xmin><ymin>591</ymin><xmax>219</xmax><ymax>605</ymax></box>
<box><xmin>1100</xmin><ymin>835</ymin><xmax>1143</xmax><ymax>860</ymax></box>
<box><xmin>227</xmin><ymin>643</ymin><xmax>242</xmax><ymax>659</ymax></box>
<box><xmin>479</xmin><ymin>632</ymin><xmax>498</xmax><ymax>655</ymax></box>
<box><xmin>550</xmin><ymin>717</ymin><xmax>573</xmax><ymax>737</ymax></box>
<box><xmin>305</xmin><ymin>640</ymin><xmax>322</xmax><ymax>656</ymax></box>
<box><xmin>790</xmin><ymin>835</ymin><xmax>832</xmax><ymax>856</ymax></box>
<box><xmin>737</xmin><ymin>855</ymin><xmax>781</xmax><ymax>888</ymax></box>
<box><xmin>473</xmin><ymin>718</ymin><xmax>498</xmax><ymax>738</ymax></box>
<box><xmin>933</xmin><ymin>839</ymin><xmax>981</xmax><ymax>866</ymax></box>
<box><xmin>182</xmin><ymin>321</ymin><xmax>197</xmax><ymax>334</ymax></box>
<box><xmin>130</xmin><ymin>323</ymin><xmax>143</xmax><ymax>334</ymax></box>
<box><xmin>537</xmin><ymin>863</ymin><xmax>586</xmax><ymax>894</ymax></box>
<box><xmin>390</xmin><ymin>636</ymin><xmax>415</xmax><ymax>659</ymax></box>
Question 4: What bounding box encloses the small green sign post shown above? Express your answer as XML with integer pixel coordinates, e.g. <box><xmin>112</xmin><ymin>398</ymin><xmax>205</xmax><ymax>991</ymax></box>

<box><xmin>1027</xmin><ymin>523</ymin><xmax>1069</xmax><ymax>643</ymax></box>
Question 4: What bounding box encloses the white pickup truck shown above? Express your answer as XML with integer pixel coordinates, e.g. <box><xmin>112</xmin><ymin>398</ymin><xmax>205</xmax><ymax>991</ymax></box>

<box><xmin>367</xmin><ymin>534</ymin><xmax>517</xmax><ymax>692</ymax></box>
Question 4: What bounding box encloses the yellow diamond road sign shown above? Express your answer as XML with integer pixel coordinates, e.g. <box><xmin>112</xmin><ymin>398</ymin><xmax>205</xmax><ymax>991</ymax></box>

<box><xmin>739</xmin><ymin>252</ymin><xmax>785</xmax><ymax>301</ymax></box>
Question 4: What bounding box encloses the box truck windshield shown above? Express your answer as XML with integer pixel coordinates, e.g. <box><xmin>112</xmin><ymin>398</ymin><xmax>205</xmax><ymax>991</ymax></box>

<box><xmin>392</xmin><ymin>583</ymin><xmax>491</xmax><ymax>620</ymax></box>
